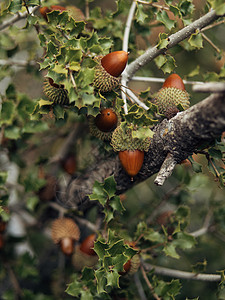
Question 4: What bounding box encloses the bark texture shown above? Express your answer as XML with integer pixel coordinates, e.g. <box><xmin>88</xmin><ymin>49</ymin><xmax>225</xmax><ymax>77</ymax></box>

<box><xmin>61</xmin><ymin>92</ymin><xmax>225</xmax><ymax>209</ymax></box>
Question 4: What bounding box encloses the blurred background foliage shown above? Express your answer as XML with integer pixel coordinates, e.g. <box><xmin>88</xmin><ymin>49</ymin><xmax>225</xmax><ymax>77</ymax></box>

<box><xmin>0</xmin><ymin>0</ymin><xmax>225</xmax><ymax>299</ymax></box>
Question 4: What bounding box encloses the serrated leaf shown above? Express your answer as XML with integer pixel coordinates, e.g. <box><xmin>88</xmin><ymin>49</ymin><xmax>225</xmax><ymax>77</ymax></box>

<box><xmin>80</xmin><ymin>290</ymin><xmax>93</xmax><ymax>300</ymax></box>
<box><xmin>208</xmin><ymin>148</ymin><xmax>222</xmax><ymax>160</ymax></box>
<box><xmin>46</xmin><ymin>41</ymin><xmax>58</xmax><ymax>60</ymax></box>
<box><xmin>188</xmin><ymin>33</ymin><xmax>203</xmax><ymax>49</ymax></box>
<box><xmin>144</xmin><ymin>228</ymin><xmax>165</xmax><ymax>243</ymax></box>
<box><xmin>156</xmin><ymin>10</ymin><xmax>175</xmax><ymax>30</ymax></box>
<box><xmin>208</xmin><ymin>0</ymin><xmax>225</xmax><ymax>15</ymax></box>
<box><xmin>38</xmin><ymin>99</ymin><xmax>53</xmax><ymax>107</ymax></box>
<box><xmin>157</xmin><ymin>33</ymin><xmax>169</xmax><ymax>49</ymax></box>
<box><xmin>188</xmin><ymin>156</ymin><xmax>202</xmax><ymax>173</ymax></box>
<box><xmin>163</xmin><ymin>243</ymin><xmax>180</xmax><ymax>259</ymax></box>
<box><xmin>103</xmin><ymin>176</ymin><xmax>117</xmax><ymax>199</ymax></box>
<box><xmin>89</xmin><ymin>181</ymin><xmax>107</xmax><ymax>205</ymax></box>
<box><xmin>22</xmin><ymin>121</ymin><xmax>49</xmax><ymax>133</ymax></box>
<box><xmin>53</xmin><ymin>104</ymin><xmax>65</xmax><ymax>119</ymax></box>
<box><xmin>132</xmin><ymin>127</ymin><xmax>154</xmax><ymax>139</ymax></box>
<box><xmin>66</xmin><ymin>280</ymin><xmax>82</xmax><ymax>297</ymax></box>
<box><xmin>173</xmin><ymin>232</ymin><xmax>196</xmax><ymax>250</ymax></box>
<box><xmin>106</xmin><ymin>270</ymin><xmax>120</xmax><ymax>288</ymax></box>
<box><xmin>95</xmin><ymin>268</ymin><xmax>107</xmax><ymax>294</ymax></box>
<box><xmin>154</xmin><ymin>54</ymin><xmax>167</xmax><ymax>68</ymax></box>
<box><xmin>110</xmin><ymin>196</ymin><xmax>125</xmax><ymax>213</ymax></box>
<box><xmin>192</xmin><ymin>259</ymin><xmax>207</xmax><ymax>273</ymax></box>
<box><xmin>108</xmin><ymin>240</ymin><xmax>125</xmax><ymax>257</ymax></box>
<box><xmin>94</xmin><ymin>240</ymin><xmax>108</xmax><ymax>259</ymax></box>
<box><xmin>136</xmin><ymin>4</ymin><xmax>148</xmax><ymax>23</ymax></box>
<box><xmin>26</xmin><ymin>196</ymin><xmax>39</xmax><ymax>212</ymax></box>
<box><xmin>52</xmin><ymin>64</ymin><xmax>67</xmax><ymax>75</ymax></box>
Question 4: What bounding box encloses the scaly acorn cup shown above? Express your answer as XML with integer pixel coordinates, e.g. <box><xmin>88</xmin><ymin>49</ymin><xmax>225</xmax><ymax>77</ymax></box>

<box><xmin>93</xmin><ymin>51</ymin><xmax>128</xmax><ymax>93</ymax></box>
<box><xmin>89</xmin><ymin>108</ymin><xmax>120</xmax><ymax>141</ymax></box>
<box><xmin>43</xmin><ymin>78</ymin><xmax>69</xmax><ymax>105</ymax></box>
<box><xmin>111</xmin><ymin>125</ymin><xmax>151</xmax><ymax>180</ymax></box>
<box><xmin>119</xmin><ymin>242</ymin><xmax>140</xmax><ymax>276</ymax></box>
<box><xmin>51</xmin><ymin>218</ymin><xmax>80</xmax><ymax>256</ymax></box>
<box><xmin>153</xmin><ymin>74</ymin><xmax>190</xmax><ymax>119</ymax></box>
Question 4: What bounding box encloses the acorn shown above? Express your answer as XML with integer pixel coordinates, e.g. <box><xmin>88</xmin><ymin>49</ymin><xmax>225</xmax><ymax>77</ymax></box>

<box><xmin>111</xmin><ymin>125</ymin><xmax>151</xmax><ymax>180</ymax></box>
<box><xmin>43</xmin><ymin>77</ymin><xmax>69</xmax><ymax>105</ymax></box>
<box><xmin>72</xmin><ymin>234</ymin><xmax>98</xmax><ymax>271</ymax></box>
<box><xmin>51</xmin><ymin>218</ymin><xmax>80</xmax><ymax>255</ymax></box>
<box><xmin>89</xmin><ymin>108</ymin><xmax>119</xmax><ymax>141</ymax></box>
<box><xmin>118</xmin><ymin>150</ymin><xmax>144</xmax><ymax>180</ymax></box>
<box><xmin>61</xmin><ymin>153</ymin><xmax>76</xmax><ymax>175</ymax></box>
<box><xmin>80</xmin><ymin>233</ymin><xmax>97</xmax><ymax>256</ymax></box>
<box><xmin>93</xmin><ymin>51</ymin><xmax>128</xmax><ymax>93</ymax></box>
<box><xmin>153</xmin><ymin>74</ymin><xmax>190</xmax><ymax>119</ymax></box>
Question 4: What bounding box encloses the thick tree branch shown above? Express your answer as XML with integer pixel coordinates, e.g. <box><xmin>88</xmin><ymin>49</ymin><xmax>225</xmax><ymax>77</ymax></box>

<box><xmin>61</xmin><ymin>92</ymin><xmax>225</xmax><ymax>209</ymax></box>
<box><xmin>124</xmin><ymin>9</ymin><xmax>224</xmax><ymax>81</ymax></box>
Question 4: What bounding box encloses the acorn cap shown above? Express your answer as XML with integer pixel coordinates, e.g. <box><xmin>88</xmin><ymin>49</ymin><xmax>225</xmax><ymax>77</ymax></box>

<box><xmin>51</xmin><ymin>218</ymin><xmax>80</xmax><ymax>244</ymax></box>
<box><xmin>111</xmin><ymin>125</ymin><xmax>151</xmax><ymax>152</ymax></box>
<box><xmin>153</xmin><ymin>87</ymin><xmax>190</xmax><ymax>116</ymax></box>
<box><xmin>93</xmin><ymin>57</ymin><xmax>121</xmax><ymax>93</ymax></box>
<box><xmin>128</xmin><ymin>254</ymin><xmax>140</xmax><ymax>275</ymax></box>
<box><xmin>43</xmin><ymin>78</ymin><xmax>69</xmax><ymax>105</ymax></box>
<box><xmin>72</xmin><ymin>245</ymin><xmax>98</xmax><ymax>271</ymax></box>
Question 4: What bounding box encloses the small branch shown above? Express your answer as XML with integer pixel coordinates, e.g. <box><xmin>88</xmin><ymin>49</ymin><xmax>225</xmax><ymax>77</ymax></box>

<box><xmin>75</xmin><ymin>216</ymin><xmax>99</xmax><ymax>233</ymax></box>
<box><xmin>134</xmin><ymin>273</ymin><xmax>148</xmax><ymax>300</ymax></box>
<box><xmin>5</xmin><ymin>264</ymin><xmax>24</xmax><ymax>299</ymax></box>
<box><xmin>126</xmin><ymin>88</ymin><xmax>149</xmax><ymax>110</ymax></box>
<box><xmin>201</xmin><ymin>19</ymin><xmax>225</xmax><ymax>32</ymax></box>
<box><xmin>144</xmin><ymin>262</ymin><xmax>221</xmax><ymax>282</ymax></box>
<box><xmin>131</xmin><ymin>76</ymin><xmax>205</xmax><ymax>86</ymax></box>
<box><xmin>125</xmin><ymin>9</ymin><xmax>224</xmax><ymax>80</ymax></box>
<box><xmin>69</xmin><ymin>68</ymin><xmax>77</xmax><ymax>89</ymax></box>
<box><xmin>201</xmin><ymin>32</ymin><xmax>220</xmax><ymax>53</ymax></box>
<box><xmin>140</xmin><ymin>264</ymin><xmax>161</xmax><ymax>300</ymax></box>
<box><xmin>85</xmin><ymin>0</ymin><xmax>90</xmax><ymax>19</ymax></box>
<box><xmin>121</xmin><ymin>1</ymin><xmax>137</xmax><ymax>115</ymax></box>
<box><xmin>154</xmin><ymin>153</ymin><xmax>177</xmax><ymax>186</ymax></box>
<box><xmin>136</xmin><ymin>0</ymin><xmax>170</xmax><ymax>11</ymax></box>
<box><xmin>0</xmin><ymin>6</ymin><xmax>39</xmax><ymax>31</ymax></box>
<box><xmin>193</xmin><ymin>82</ymin><xmax>225</xmax><ymax>93</ymax></box>
<box><xmin>190</xmin><ymin>210</ymin><xmax>213</xmax><ymax>238</ymax></box>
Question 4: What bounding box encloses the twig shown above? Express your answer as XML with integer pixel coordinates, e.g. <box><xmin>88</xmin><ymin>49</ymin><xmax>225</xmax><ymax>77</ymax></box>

<box><xmin>154</xmin><ymin>153</ymin><xmax>177</xmax><ymax>186</ymax></box>
<box><xmin>140</xmin><ymin>264</ymin><xmax>161</xmax><ymax>300</ymax></box>
<box><xmin>201</xmin><ymin>19</ymin><xmax>225</xmax><ymax>32</ymax></box>
<box><xmin>144</xmin><ymin>262</ymin><xmax>221</xmax><ymax>282</ymax></box>
<box><xmin>136</xmin><ymin>0</ymin><xmax>170</xmax><ymax>11</ymax></box>
<box><xmin>201</xmin><ymin>32</ymin><xmax>220</xmax><ymax>53</ymax></box>
<box><xmin>193</xmin><ymin>82</ymin><xmax>225</xmax><ymax>93</ymax></box>
<box><xmin>0</xmin><ymin>6</ymin><xmax>39</xmax><ymax>31</ymax></box>
<box><xmin>121</xmin><ymin>1</ymin><xmax>137</xmax><ymax>115</ymax></box>
<box><xmin>125</xmin><ymin>9</ymin><xmax>224</xmax><ymax>81</ymax></box>
<box><xmin>131</xmin><ymin>76</ymin><xmax>205</xmax><ymax>85</ymax></box>
<box><xmin>126</xmin><ymin>88</ymin><xmax>149</xmax><ymax>110</ymax></box>
<box><xmin>75</xmin><ymin>216</ymin><xmax>99</xmax><ymax>232</ymax></box>
<box><xmin>190</xmin><ymin>210</ymin><xmax>213</xmax><ymax>238</ymax></box>
<box><xmin>134</xmin><ymin>273</ymin><xmax>148</xmax><ymax>300</ymax></box>
<box><xmin>69</xmin><ymin>68</ymin><xmax>77</xmax><ymax>89</ymax></box>
<box><xmin>5</xmin><ymin>264</ymin><xmax>24</xmax><ymax>299</ymax></box>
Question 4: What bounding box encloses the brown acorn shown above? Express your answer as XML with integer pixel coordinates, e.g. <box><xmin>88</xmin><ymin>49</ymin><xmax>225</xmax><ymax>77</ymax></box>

<box><xmin>101</xmin><ymin>51</ymin><xmax>128</xmax><ymax>78</ymax></box>
<box><xmin>153</xmin><ymin>73</ymin><xmax>190</xmax><ymax>119</ymax></box>
<box><xmin>119</xmin><ymin>242</ymin><xmax>140</xmax><ymax>276</ymax></box>
<box><xmin>95</xmin><ymin>108</ymin><xmax>118</xmax><ymax>132</ymax></box>
<box><xmin>118</xmin><ymin>150</ymin><xmax>144</xmax><ymax>181</ymax></box>
<box><xmin>93</xmin><ymin>51</ymin><xmax>128</xmax><ymax>93</ymax></box>
<box><xmin>80</xmin><ymin>234</ymin><xmax>97</xmax><ymax>256</ymax></box>
<box><xmin>61</xmin><ymin>153</ymin><xmax>76</xmax><ymax>175</ymax></box>
<box><xmin>51</xmin><ymin>218</ymin><xmax>80</xmax><ymax>255</ymax></box>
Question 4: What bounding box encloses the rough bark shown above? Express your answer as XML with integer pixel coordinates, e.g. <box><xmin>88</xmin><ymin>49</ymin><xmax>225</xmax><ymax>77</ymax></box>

<box><xmin>61</xmin><ymin>92</ymin><xmax>225</xmax><ymax>209</ymax></box>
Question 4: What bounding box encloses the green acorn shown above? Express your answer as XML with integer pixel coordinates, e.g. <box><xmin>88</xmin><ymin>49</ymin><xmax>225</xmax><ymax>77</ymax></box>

<box><xmin>43</xmin><ymin>77</ymin><xmax>69</xmax><ymax>105</ymax></box>
<box><xmin>111</xmin><ymin>125</ymin><xmax>151</xmax><ymax>180</ymax></box>
<box><xmin>89</xmin><ymin>108</ymin><xmax>120</xmax><ymax>141</ymax></box>
<box><xmin>93</xmin><ymin>51</ymin><xmax>128</xmax><ymax>93</ymax></box>
<box><xmin>153</xmin><ymin>74</ymin><xmax>190</xmax><ymax>119</ymax></box>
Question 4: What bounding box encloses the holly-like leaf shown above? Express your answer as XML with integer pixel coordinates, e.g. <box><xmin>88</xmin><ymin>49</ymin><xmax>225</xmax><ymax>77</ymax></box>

<box><xmin>0</xmin><ymin>100</ymin><xmax>15</xmax><ymax>125</ymax></box>
<box><xmin>103</xmin><ymin>176</ymin><xmax>117</xmax><ymax>199</ymax></box>
<box><xmin>192</xmin><ymin>260</ymin><xmax>207</xmax><ymax>274</ymax></box>
<box><xmin>94</xmin><ymin>240</ymin><xmax>108</xmax><ymax>260</ymax></box>
<box><xmin>188</xmin><ymin>32</ymin><xmax>203</xmax><ymax>49</ymax></box>
<box><xmin>163</xmin><ymin>243</ymin><xmax>180</xmax><ymax>259</ymax></box>
<box><xmin>136</xmin><ymin>4</ymin><xmax>148</xmax><ymax>24</ymax></box>
<box><xmin>173</xmin><ymin>232</ymin><xmax>196</xmax><ymax>250</ymax></box>
<box><xmin>95</xmin><ymin>268</ymin><xmax>107</xmax><ymax>294</ymax></box>
<box><xmin>157</xmin><ymin>33</ymin><xmax>169</xmax><ymax>49</ymax></box>
<box><xmin>156</xmin><ymin>10</ymin><xmax>175</xmax><ymax>30</ymax></box>
<box><xmin>106</xmin><ymin>270</ymin><xmax>120</xmax><ymax>288</ymax></box>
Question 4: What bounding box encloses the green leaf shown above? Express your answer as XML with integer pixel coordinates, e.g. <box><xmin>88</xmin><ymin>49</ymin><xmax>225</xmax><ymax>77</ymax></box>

<box><xmin>110</xmin><ymin>196</ymin><xmax>125</xmax><ymax>213</ymax></box>
<box><xmin>89</xmin><ymin>181</ymin><xmax>107</xmax><ymax>205</ymax></box>
<box><xmin>188</xmin><ymin>156</ymin><xmax>202</xmax><ymax>173</ymax></box>
<box><xmin>132</xmin><ymin>127</ymin><xmax>154</xmax><ymax>139</ymax></box>
<box><xmin>94</xmin><ymin>240</ymin><xmax>108</xmax><ymax>260</ymax></box>
<box><xmin>53</xmin><ymin>105</ymin><xmax>65</xmax><ymax>119</ymax></box>
<box><xmin>4</xmin><ymin>126</ymin><xmax>21</xmax><ymax>139</ymax></box>
<box><xmin>95</xmin><ymin>268</ymin><xmax>107</xmax><ymax>294</ymax></box>
<box><xmin>22</xmin><ymin>121</ymin><xmax>49</xmax><ymax>133</ymax></box>
<box><xmin>173</xmin><ymin>232</ymin><xmax>196</xmax><ymax>250</ymax></box>
<box><xmin>66</xmin><ymin>280</ymin><xmax>82</xmax><ymax>297</ymax></box>
<box><xmin>136</xmin><ymin>4</ymin><xmax>148</xmax><ymax>23</ymax></box>
<box><xmin>26</xmin><ymin>196</ymin><xmax>39</xmax><ymax>212</ymax></box>
<box><xmin>106</xmin><ymin>270</ymin><xmax>120</xmax><ymax>288</ymax></box>
<box><xmin>103</xmin><ymin>176</ymin><xmax>117</xmax><ymax>199</ymax></box>
<box><xmin>81</xmin><ymin>267</ymin><xmax>95</xmax><ymax>282</ymax></box>
<box><xmin>46</xmin><ymin>41</ymin><xmax>58</xmax><ymax>60</ymax></box>
<box><xmin>192</xmin><ymin>259</ymin><xmax>207</xmax><ymax>273</ymax></box>
<box><xmin>80</xmin><ymin>290</ymin><xmax>93</xmax><ymax>300</ymax></box>
<box><xmin>0</xmin><ymin>101</ymin><xmax>15</xmax><ymax>125</ymax></box>
<box><xmin>157</xmin><ymin>33</ymin><xmax>169</xmax><ymax>49</ymax></box>
<box><xmin>208</xmin><ymin>0</ymin><xmax>225</xmax><ymax>15</ymax></box>
<box><xmin>8</xmin><ymin>0</ymin><xmax>22</xmax><ymax>13</ymax></box>
<box><xmin>156</xmin><ymin>10</ymin><xmax>175</xmax><ymax>30</ymax></box>
<box><xmin>188</xmin><ymin>32</ymin><xmax>203</xmax><ymax>49</ymax></box>
<box><xmin>0</xmin><ymin>172</ymin><xmax>8</xmax><ymax>185</ymax></box>
<box><xmin>163</xmin><ymin>243</ymin><xmax>180</xmax><ymax>259</ymax></box>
